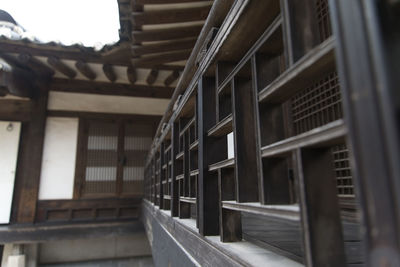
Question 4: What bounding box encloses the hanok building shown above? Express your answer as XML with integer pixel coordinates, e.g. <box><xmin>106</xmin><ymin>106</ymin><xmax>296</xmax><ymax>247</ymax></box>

<box><xmin>0</xmin><ymin>1</ymin><xmax>399</xmax><ymax>267</ymax></box>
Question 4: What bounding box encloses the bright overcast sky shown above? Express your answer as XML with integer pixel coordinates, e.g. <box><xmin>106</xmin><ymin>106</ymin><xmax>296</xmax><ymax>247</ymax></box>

<box><xmin>0</xmin><ymin>0</ymin><xmax>120</xmax><ymax>47</ymax></box>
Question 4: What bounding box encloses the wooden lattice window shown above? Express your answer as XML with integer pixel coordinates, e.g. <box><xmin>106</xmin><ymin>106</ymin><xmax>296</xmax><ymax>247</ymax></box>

<box><xmin>315</xmin><ymin>0</ymin><xmax>332</xmax><ymax>42</ymax></box>
<box><xmin>75</xmin><ymin>118</ymin><xmax>154</xmax><ymax>198</ymax></box>
<box><xmin>291</xmin><ymin>71</ymin><xmax>342</xmax><ymax>135</ymax></box>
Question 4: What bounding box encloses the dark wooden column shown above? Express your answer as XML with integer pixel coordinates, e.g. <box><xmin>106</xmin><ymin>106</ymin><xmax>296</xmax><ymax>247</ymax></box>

<box><xmin>295</xmin><ymin>148</ymin><xmax>346</xmax><ymax>266</ymax></box>
<box><xmin>198</xmin><ymin>76</ymin><xmax>224</xmax><ymax>236</ymax></box>
<box><xmin>330</xmin><ymin>0</ymin><xmax>400</xmax><ymax>265</ymax></box>
<box><xmin>159</xmin><ymin>142</ymin><xmax>165</xmax><ymax>209</ymax></box>
<box><xmin>170</xmin><ymin>122</ymin><xmax>179</xmax><ymax>216</ymax></box>
<box><xmin>14</xmin><ymin>87</ymin><xmax>48</xmax><ymax>223</ymax></box>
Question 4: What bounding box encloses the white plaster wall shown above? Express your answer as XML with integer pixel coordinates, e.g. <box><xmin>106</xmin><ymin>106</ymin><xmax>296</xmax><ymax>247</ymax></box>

<box><xmin>0</xmin><ymin>121</ymin><xmax>21</xmax><ymax>224</ymax></box>
<box><xmin>39</xmin><ymin>117</ymin><xmax>78</xmax><ymax>200</ymax></box>
<box><xmin>227</xmin><ymin>132</ymin><xmax>234</xmax><ymax>159</ymax></box>
<box><xmin>47</xmin><ymin>91</ymin><xmax>169</xmax><ymax>115</ymax></box>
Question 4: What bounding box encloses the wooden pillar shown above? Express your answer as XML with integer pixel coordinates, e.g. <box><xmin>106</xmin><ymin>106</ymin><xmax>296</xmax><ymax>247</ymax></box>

<box><xmin>198</xmin><ymin>76</ymin><xmax>225</xmax><ymax>236</ymax></box>
<box><xmin>14</xmin><ymin>87</ymin><xmax>48</xmax><ymax>223</ymax></box>
<box><xmin>170</xmin><ymin>122</ymin><xmax>179</xmax><ymax>216</ymax></box>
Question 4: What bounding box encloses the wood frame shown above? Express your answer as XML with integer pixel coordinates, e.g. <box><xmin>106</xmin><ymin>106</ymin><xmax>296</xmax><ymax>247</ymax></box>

<box><xmin>142</xmin><ymin>0</ymin><xmax>374</xmax><ymax>265</ymax></box>
<box><xmin>73</xmin><ymin>115</ymin><xmax>158</xmax><ymax>199</ymax></box>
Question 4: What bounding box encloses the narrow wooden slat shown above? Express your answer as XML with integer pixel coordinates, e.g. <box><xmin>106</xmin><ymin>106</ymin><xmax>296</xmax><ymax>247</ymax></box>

<box><xmin>75</xmin><ymin>60</ymin><xmax>96</xmax><ymax>80</ymax></box>
<box><xmin>132</xmin><ymin>5</ymin><xmax>211</xmax><ymax>27</ymax></box>
<box><xmin>207</xmin><ymin>114</ymin><xmax>232</xmax><ymax>137</ymax></box>
<box><xmin>102</xmin><ymin>64</ymin><xmax>117</xmax><ymax>82</ymax></box>
<box><xmin>132</xmin><ymin>25</ymin><xmax>203</xmax><ymax>42</ymax></box>
<box><xmin>209</xmin><ymin>158</ymin><xmax>235</xmax><ymax>172</ymax></box>
<box><xmin>47</xmin><ymin>56</ymin><xmax>77</xmax><ymax>78</ymax></box>
<box><xmin>261</xmin><ymin>120</ymin><xmax>346</xmax><ymax>158</ymax></box>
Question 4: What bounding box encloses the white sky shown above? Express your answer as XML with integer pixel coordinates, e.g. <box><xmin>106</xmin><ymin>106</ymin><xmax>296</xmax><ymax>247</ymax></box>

<box><xmin>0</xmin><ymin>0</ymin><xmax>120</xmax><ymax>47</ymax></box>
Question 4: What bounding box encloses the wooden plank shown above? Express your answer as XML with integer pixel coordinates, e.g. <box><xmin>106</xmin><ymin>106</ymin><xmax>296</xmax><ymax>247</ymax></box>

<box><xmin>75</xmin><ymin>60</ymin><xmax>96</xmax><ymax>80</ymax></box>
<box><xmin>223</xmin><ymin>202</ymin><xmax>300</xmax><ymax>221</ymax></box>
<box><xmin>131</xmin><ymin>49</ymin><xmax>192</xmax><ymax>68</ymax></box>
<box><xmin>132</xmin><ymin>25</ymin><xmax>203</xmax><ymax>43</ymax></box>
<box><xmin>50</xmin><ymin>78</ymin><xmax>174</xmax><ymax>99</ymax></box>
<box><xmin>132</xmin><ymin>38</ymin><xmax>197</xmax><ymax>56</ymax></box>
<box><xmin>47</xmin><ymin>56</ymin><xmax>77</xmax><ymax>78</ymax></box>
<box><xmin>102</xmin><ymin>64</ymin><xmax>117</xmax><ymax>82</ymax></box>
<box><xmin>132</xmin><ymin>5</ymin><xmax>211</xmax><ymax>27</ymax></box>
<box><xmin>0</xmin><ymin>221</ymin><xmax>144</xmax><ymax>244</ymax></box>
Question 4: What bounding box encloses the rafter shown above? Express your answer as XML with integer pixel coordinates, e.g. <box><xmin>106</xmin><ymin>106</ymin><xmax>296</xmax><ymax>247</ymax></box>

<box><xmin>146</xmin><ymin>69</ymin><xmax>159</xmax><ymax>85</ymax></box>
<box><xmin>131</xmin><ymin>49</ymin><xmax>191</xmax><ymax>68</ymax></box>
<box><xmin>132</xmin><ymin>38</ymin><xmax>197</xmax><ymax>56</ymax></box>
<box><xmin>127</xmin><ymin>65</ymin><xmax>137</xmax><ymax>84</ymax></box>
<box><xmin>47</xmin><ymin>57</ymin><xmax>77</xmax><ymax>79</ymax></box>
<box><xmin>132</xmin><ymin>5</ymin><xmax>211</xmax><ymax>27</ymax></box>
<box><xmin>164</xmin><ymin>70</ymin><xmax>180</xmax><ymax>86</ymax></box>
<box><xmin>75</xmin><ymin>60</ymin><xmax>96</xmax><ymax>80</ymax></box>
<box><xmin>102</xmin><ymin>64</ymin><xmax>117</xmax><ymax>82</ymax></box>
<box><xmin>17</xmin><ymin>54</ymin><xmax>55</xmax><ymax>77</ymax></box>
<box><xmin>132</xmin><ymin>25</ymin><xmax>202</xmax><ymax>42</ymax></box>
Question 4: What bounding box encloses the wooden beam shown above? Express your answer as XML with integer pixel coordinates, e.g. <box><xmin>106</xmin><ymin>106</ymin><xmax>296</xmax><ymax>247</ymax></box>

<box><xmin>132</xmin><ymin>5</ymin><xmax>211</xmax><ymax>26</ymax></box>
<box><xmin>164</xmin><ymin>70</ymin><xmax>180</xmax><ymax>86</ymax></box>
<box><xmin>50</xmin><ymin>78</ymin><xmax>174</xmax><ymax>99</ymax></box>
<box><xmin>132</xmin><ymin>38</ymin><xmax>197</xmax><ymax>56</ymax></box>
<box><xmin>126</xmin><ymin>65</ymin><xmax>137</xmax><ymax>84</ymax></box>
<box><xmin>102</xmin><ymin>64</ymin><xmax>117</xmax><ymax>82</ymax></box>
<box><xmin>0</xmin><ymin>68</ymin><xmax>36</xmax><ymax>98</ymax></box>
<box><xmin>75</xmin><ymin>60</ymin><xmax>96</xmax><ymax>80</ymax></box>
<box><xmin>47</xmin><ymin>57</ymin><xmax>76</xmax><ymax>78</ymax></box>
<box><xmin>131</xmin><ymin>49</ymin><xmax>191</xmax><ymax>68</ymax></box>
<box><xmin>136</xmin><ymin>0</ymin><xmax>211</xmax><ymax>4</ymax></box>
<box><xmin>132</xmin><ymin>25</ymin><xmax>202</xmax><ymax>42</ymax></box>
<box><xmin>146</xmin><ymin>69</ymin><xmax>159</xmax><ymax>85</ymax></box>
<box><xmin>0</xmin><ymin>99</ymin><xmax>31</xmax><ymax>121</ymax></box>
<box><xmin>17</xmin><ymin>54</ymin><xmax>55</xmax><ymax>77</ymax></box>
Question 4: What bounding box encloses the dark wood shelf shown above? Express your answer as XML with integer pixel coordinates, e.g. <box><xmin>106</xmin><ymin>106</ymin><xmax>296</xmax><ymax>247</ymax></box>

<box><xmin>209</xmin><ymin>158</ymin><xmax>235</xmax><ymax>172</ymax></box>
<box><xmin>258</xmin><ymin>37</ymin><xmax>335</xmax><ymax>103</ymax></box>
<box><xmin>222</xmin><ymin>201</ymin><xmax>300</xmax><ymax>221</ymax></box>
<box><xmin>189</xmin><ymin>140</ymin><xmax>199</xmax><ymax>151</ymax></box>
<box><xmin>176</xmin><ymin>151</ymin><xmax>184</xmax><ymax>160</ymax></box>
<box><xmin>207</xmin><ymin>114</ymin><xmax>233</xmax><ymax>137</ymax></box>
<box><xmin>261</xmin><ymin>120</ymin><xmax>346</xmax><ymax>158</ymax></box>
<box><xmin>190</xmin><ymin>169</ymin><xmax>199</xmax><ymax>176</ymax></box>
<box><xmin>180</xmin><ymin>197</ymin><xmax>196</xmax><ymax>204</ymax></box>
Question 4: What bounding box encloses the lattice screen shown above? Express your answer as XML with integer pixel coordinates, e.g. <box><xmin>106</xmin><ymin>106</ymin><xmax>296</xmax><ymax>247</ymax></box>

<box><xmin>291</xmin><ymin>71</ymin><xmax>342</xmax><ymax>135</ymax></box>
<box><xmin>83</xmin><ymin>121</ymin><xmax>118</xmax><ymax>196</ymax></box>
<box><xmin>315</xmin><ymin>0</ymin><xmax>332</xmax><ymax>41</ymax></box>
<box><xmin>122</xmin><ymin>124</ymin><xmax>153</xmax><ymax>194</ymax></box>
